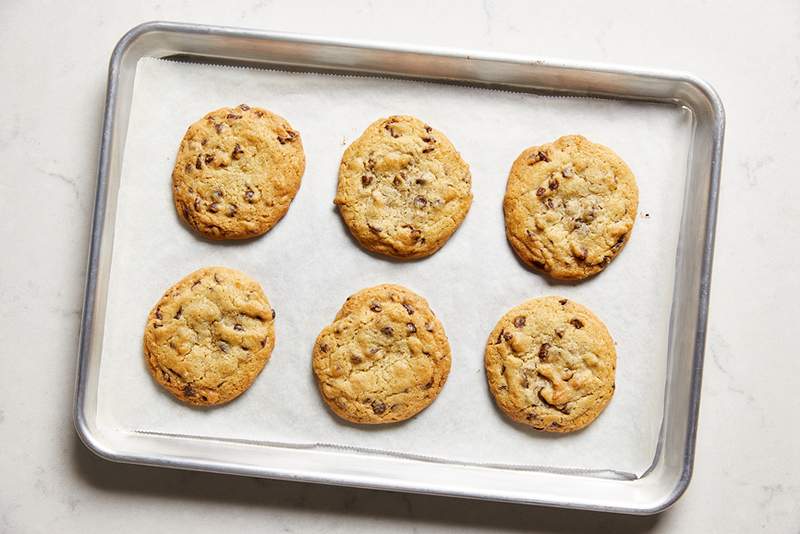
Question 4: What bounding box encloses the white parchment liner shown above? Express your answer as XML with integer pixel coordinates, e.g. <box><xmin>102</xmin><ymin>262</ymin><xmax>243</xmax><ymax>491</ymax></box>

<box><xmin>97</xmin><ymin>57</ymin><xmax>692</xmax><ymax>476</ymax></box>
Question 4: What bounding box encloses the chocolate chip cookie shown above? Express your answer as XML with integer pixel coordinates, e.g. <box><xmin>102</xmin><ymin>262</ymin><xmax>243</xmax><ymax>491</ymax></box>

<box><xmin>504</xmin><ymin>135</ymin><xmax>638</xmax><ymax>279</ymax></box>
<box><xmin>172</xmin><ymin>104</ymin><xmax>305</xmax><ymax>240</ymax></box>
<box><xmin>144</xmin><ymin>266</ymin><xmax>276</xmax><ymax>406</ymax></box>
<box><xmin>485</xmin><ymin>296</ymin><xmax>616</xmax><ymax>432</ymax></box>
<box><xmin>312</xmin><ymin>284</ymin><xmax>451</xmax><ymax>424</ymax></box>
<box><xmin>334</xmin><ymin>116</ymin><xmax>472</xmax><ymax>259</ymax></box>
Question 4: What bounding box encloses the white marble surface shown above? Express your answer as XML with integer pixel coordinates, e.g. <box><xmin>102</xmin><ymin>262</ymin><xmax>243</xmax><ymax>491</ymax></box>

<box><xmin>1</xmin><ymin>0</ymin><xmax>798</xmax><ymax>531</ymax></box>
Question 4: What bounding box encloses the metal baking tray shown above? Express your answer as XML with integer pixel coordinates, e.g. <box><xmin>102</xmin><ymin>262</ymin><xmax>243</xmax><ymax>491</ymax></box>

<box><xmin>75</xmin><ymin>21</ymin><xmax>724</xmax><ymax>514</ymax></box>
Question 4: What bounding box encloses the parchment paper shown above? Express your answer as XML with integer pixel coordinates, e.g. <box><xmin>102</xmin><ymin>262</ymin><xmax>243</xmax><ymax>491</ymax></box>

<box><xmin>97</xmin><ymin>57</ymin><xmax>692</xmax><ymax>476</ymax></box>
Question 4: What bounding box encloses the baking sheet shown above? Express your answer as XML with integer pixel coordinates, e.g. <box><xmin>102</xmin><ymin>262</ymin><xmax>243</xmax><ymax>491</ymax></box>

<box><xmin>96</xmin><ymin>57</ymin><xmax>691</xmax><ymax>476</ymax></box>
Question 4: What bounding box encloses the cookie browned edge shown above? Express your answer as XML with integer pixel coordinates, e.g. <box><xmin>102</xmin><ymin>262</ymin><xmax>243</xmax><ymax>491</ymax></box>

<box><xmin>311</xmin><ymin>284</ymin><xmax>451</xmax><ymax>424</ymax></box>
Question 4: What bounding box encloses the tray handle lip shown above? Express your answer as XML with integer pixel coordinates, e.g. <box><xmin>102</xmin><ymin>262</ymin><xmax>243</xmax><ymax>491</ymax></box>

<box><xmin>74</xmin><ymin>19</ymin><xmax>725</xmax><ymax>515</ymax></box>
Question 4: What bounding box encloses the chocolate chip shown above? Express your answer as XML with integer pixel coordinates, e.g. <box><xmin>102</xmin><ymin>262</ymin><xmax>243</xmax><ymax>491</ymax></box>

<box><xmin>232</xmin><ymin>143</ymin><xmax>244</xmax><ymax>160</ymax></box>
<box><xmin>549</xmin><ymin>178</ymin><xmax>559</xmax><ymax>190</ymax></box>
<box><xmin>559</xmin><ymin>299</ymin><xmax>567</xmax><ymax>305</ymax></box>
<box><xmin>422</xmin><ymin>147</ymin><xmax>435</xmax><ymax>153</ymax></box>
<box><xmin>570</xmin><ymin>318</ymin><xmax>584</xmax><ymax>329</ymax></box>
<box><xmin>562</xmin><ymin>165</ymin><xmax>575</xmax><ymax>178</ymax></box>
<box><xmin>201</xmin><ymin>138</ymin><xmax>207</xmax><ymax>146</ymax></box>
<box><xmin>371</xmin><ymin>400</ymin><xmax>386</xmax><ymax>414</ymax></box>
<box><xmin>195</xmin><ymin>156</ymin><xmax>202</xmax><ymax>170</ymax></box>
<box><xmin>414</xmin><ymin>196</ymin><xmax>427</xmax><ymax>208</ymax></box>
<box><xmin>612</xmin><ymin>235</ymin><xmax>626</xmax><ymax>250</ymax></box>
<box><xmin>409</xmin><ymin>228</ymin><xmax>422</xmax><ymax>241</ymax></box>
<box><xmin>204</xmin><ymin>154</ymin><xmax>214</xmax><ymax>164</ymax></box>
<box><xmin>538</xmin><ymin>343</ymin><xmax>551</xmax><ymax>360</ymax></box>
<box><xmin>217</xmin><ymin>341</ymin><xmax>230</xmax><ymax>353</ymax></box>
<box><xmin>421</xmin><ymin>136</ymin><xmax>433</xmax><ymax>143</ymax></box>
<box><xmin>536</xmin><ymin>187</ymin><xmax>546</xmax><ymax>197</ymax></box>
<box><xmin>174</xmin><ymin>307</ymin><xmax>182</xmax><ymax>320</ymax></box>
<box><xmin>393</xmin><ymin>175</ymin><xmax>403</xmax><ymax>187</ymax></box>
<box><xmin>226</xmin><ymin>113</ymin><xmax>241</xmax><ymax>120</ymax></box>
<box><xmin>214</xmin><ymin>123</ymin><xmax>224</xmax><ymax>133</ymax></box>
<box><xmin>415</xmin><ymin>178</ymin><xmax>427</xmax><ymax>185</ymax></box>
<box><xmin>209</xmin><ymin>202</ymin><xmax>220</xmax><ymax>213</ymax></box>
<box><xmin>368</xmin><ymin>347</ymin><xmax>380</xmax><ymax>355</ymax></box>
<box><xmin>425</xmin><ymin>322</ymin><xmax>434</xmax><ymax>332</ymax></box>
<box><xmin>193</xmin><ymin>197</ymin><xmax>201</xmax><ymax>211</ymax></box>
<box><xmin>368</xmin><ymin>224</ymin><xmax>382</xmax><ymax>234</ymax></box>
<box><xmin>406</xmin><ymin>322</ymin><xmax>417</xmax><ymax>334</ymax></box>
<box><xmin>574</xmin><ymin>246</ymin><xmax>588</xmax><ymax>260</ymax></box>
<box><xmin>350</xmin><ymin>354</ymin><xmax>362</xmax><ymax>364</ymax></box>
<box><xmin>370</xmin><ymin>302</ymin><xmax>382</xmax><ymax>312</ymax></box>
<box><xmin>424</xmin><ymin>125</ymin><xmax>432</xmax><ymax>132</ymax></box>
<box><xmin>254</xmin><ymin>110</ymin><xmax>265</xmax><ymax>117</ymax></box>
<box><xmin>361</xmin><ymin>174</ymin><xmax>373</xmax><ymax>187</ymax></box>
<box><xmin>503</xmin><ymin>331</ymin><xmax>513</xmax><ymax>342</ymax></box>
<box><xmin>277</xmin><ymin>130</ymin><xmax>297</xmax><ymax>144</ymax></box>
<box><xmin>545</xmin><ymin>198</ymin><xmax>555</xmax><ymax>209</ymax></box>
<box><xmin>245</xmin><ymin>189</ymin><xmax>255</xmax><ymax>203</ymax></box>
<box><xmin>532</xmin><ymin>260</ymin><xmax>546</xmax><ymax>269</ymax></box>
<box><xmin>384</xmin><ymin>123</ymin><xmax>400</xmax><ymax>138</ymax></box>
<box><xmin>529</xmin><ymin>151</ymin><xmax>550</xmax><ymax>164</ymax></box>
<box><xmin>555</xmin><ymin>328</ymin><xmax>565</xmax><ymax>338</ymax></box>
<box><xmin>320</xmin><ymin>343</ymin><xmax>329</xmax><ymax>353</ymax></box>
<box><xmin>271</xmin><ymin>309</ymin><xmax>276</xmax><ymax>319</ymax></box>
<box><xmin>231</xmin><ymin>323</ymin><xmax>244</xmax><ymax>332</ymax></box>
<box><xmin>239</xmin><ymin>104</ymin><xmax>250</xmax><ymax>111</ymax></box>
<box><xmin>402</xmin><ymin>303</ymin><xmax>414</xmax><ymax>315</ymax></box>
<box><xmin>155</xmin><ymin>309</ymin><xmax>162</xmax><ymax>320</ymax></box>
<box><xmin>183</xmin><ymin>384</ymin><xmax>194</xmax><ymax>397</ymax></box>
<box><xmin>212</xmin><ymin>190</ymin><xmax>223</xmax><ymax>200</ymax></box>
<box><xmin>381</xmin><ymin>326</ymin><xmax>394</xmax><ymax>336</ymax></box>
<box><xmin>227</xmin><ymin>204</ymin><xmax>238</xmax><ymax>217</ymax></box>
<box><xmin>424</xmin><ymin>379</ymin><xmax>434</xmax><ymax>389</ymax></box>
<box><xmin>184</xmin><ymin>163</ymin><xmax>192</xmax><ymax>173</ymax></box>
<box><xmin>214</xmin><ymin>273</ymin><xmax>223</xmax><ymax>284</ymax></box>
<box><xmin>513</xmin><ymin>316</ymin><xmax>526</xmax><ymax>328</ymax></box>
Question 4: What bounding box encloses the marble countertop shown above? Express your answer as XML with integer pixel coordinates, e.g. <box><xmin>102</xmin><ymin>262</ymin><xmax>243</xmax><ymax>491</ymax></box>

<box><xmin>1</xmin><ymin>1</ymin><xmax>798</xmax><ymax>531</ymax></box>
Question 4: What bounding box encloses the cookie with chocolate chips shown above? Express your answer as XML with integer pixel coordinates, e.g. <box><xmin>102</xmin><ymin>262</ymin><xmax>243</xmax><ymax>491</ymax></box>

<box><xmin>143</xmin><ymin>266</ymin><xmax>276</xmax><ymax>406</ymax></box>
<box><xmin>334</xmin><ymin>116</ymin><xmax>472</xmax><ymax>259</ymax></box>
<box><xmin>312</xmin><ymin>284</ymin><xmax>451</xmax><ymax>424</ymax></box>
<box><xmin>172</xmin><ymin>105</ymin><xmax>305</xmax><ymax>240</ymax></box>
<box><xmin>484</xmin><ymin>296</ymin><xmax>616</xmax><ymax>432</ymax></box>
<box><xmin>504</xmin><ymin>135</ymin><xmax>638</xmax><ymax>279</ymax></box>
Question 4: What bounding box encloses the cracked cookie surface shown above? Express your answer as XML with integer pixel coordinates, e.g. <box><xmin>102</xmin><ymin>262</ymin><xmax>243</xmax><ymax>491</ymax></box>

<box><xmin>334</xmin><ymin>116</ymin><xmax>472</xmax><ymax>259</ymax></box>
<box><xmin>144</xmin><ymin>266</ymin><xmax>275</xmax><ymax>406</ymax></box>
<box><xmin>485</xmin><ymin>296</ymin><xmax>616</xmax><ymax>432</ymax></box>
<box><xmin>172</xmin><ymin>104</ymin><xmax>305</xmax><ymax>240</ymax></box>
<box><xmin>504</xmin><ymin>135</ymin><xmax>638</xmax><ymax>279</ymax></box>
<box><xmin>312</xmin><ymin>284</ymin><xmax>451</xmax><ymax>424</ymax></box>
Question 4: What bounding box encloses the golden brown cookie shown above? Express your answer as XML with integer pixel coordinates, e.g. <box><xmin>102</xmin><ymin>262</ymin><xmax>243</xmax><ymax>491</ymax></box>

<box><xmin>334</xmin><ymin>116</ymin><xmax>472</xmax><ymax>259</ymax></box>
<box><xmin>143</xmin><ymin>266</ymin><xmax>276</xmax><ymax>406</ymax></box>
<box><xmin>312</xmin><ymin>284</ymin><xmax>451</xmax><ymax>424</ymax></box>
<box><xmin>172</xmin><ymin>104</ymin><xmax>305</xmax><ymax>240</ymax></box>
<box><xmin>484</xmin><ymin>296</ymin><xmax>616</xmax><ymax>432</ymax></box>
<box><xmin>504</xmin><ymin>135</ymin><xmax>638</xmax><ymax>280</ymax></box>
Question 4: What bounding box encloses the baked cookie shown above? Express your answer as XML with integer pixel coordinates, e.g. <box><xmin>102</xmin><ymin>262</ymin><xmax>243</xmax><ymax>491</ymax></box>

<box><xmin>503</xmin><ymin>135</ymin><xmax>638</xmax><ymax>280</ymax></box>
<box><xmin>312</xmin><ymin>284</ymin><xmax>451</xmax><ymax>424</ymax></box>
<box><xmin>143</xmin><ymin>266</ymin><xmax>276</xmax><ymax>406</ymax></box>
<box><xmin>484</xmin><ymin>296</ymin><xmax>616</xmax><ymax>432</ymax></box>
<box><xmin>334</xmin><ymin>116</ymin><xmax>472</xmax><ymax>259</ymax></box>
<box><xmin>172</xmin><ymin>104</ymin><xmax>305</xmax><ymax>240</ymax></box>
